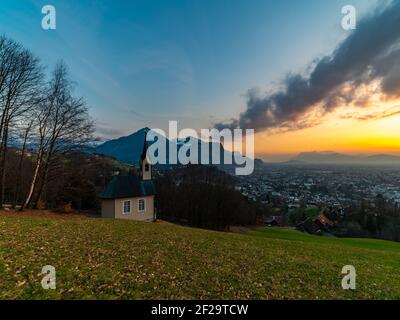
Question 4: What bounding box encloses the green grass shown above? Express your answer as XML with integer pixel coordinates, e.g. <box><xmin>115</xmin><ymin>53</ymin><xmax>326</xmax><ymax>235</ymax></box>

<box><xmin>250</xmin><ymin>227</ymin><xmax>400</xmax><ymax>252</ymax></box>
<box><xmin>0</xmin><ymin>214</ymin><xmax>400</xmax><ymax>299</ymax></box>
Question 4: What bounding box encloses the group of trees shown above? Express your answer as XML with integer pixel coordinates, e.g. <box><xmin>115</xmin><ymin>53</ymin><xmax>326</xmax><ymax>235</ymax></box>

<box><xmin>334</xmin><ymin>195</ymin><xmax>400</xmax><ymax>242</ymax></box>
<box><xmin>285</xmin><ymin>195</ymin><xmax>400</xmax><ymax>242</ymax></box>
<box><xmin>155</xmin><ymin>165</ymin><xmax>264</xmax><ymax>230</ymax></box>
<box><xmin>0</xmin><ymin>35</ymin><xmax>94</xmax><ymax>210</ymax></box>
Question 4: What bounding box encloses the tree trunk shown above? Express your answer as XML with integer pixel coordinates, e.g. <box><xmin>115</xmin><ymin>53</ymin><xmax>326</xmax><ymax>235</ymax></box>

<box><xmin>33</xmin><ymin>155</ymin><xmax>50</xmax><ymax>209</ymax></box>
<box><xmin>0</xmin><ymin>120</ymin><xmax>9</xmax><ymax>207</ymax></box>
<box><xmin>13</xmin><ymin>123</ymin><xmax>31</xmax><ymax>208</ymax></box>
<box><xmin>21</xmin><ymin>147</ymin><xmax>44</xmax><ymax>211</ymax></box>
<box><xmin>33</xmin><ymin>138</ymin><xmax>55</xmax><ymax>208</ymax></box>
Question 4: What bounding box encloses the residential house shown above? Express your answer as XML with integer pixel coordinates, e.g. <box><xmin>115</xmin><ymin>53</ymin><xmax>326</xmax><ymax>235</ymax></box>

<box><xmin>265</xmin><ymin>215</ymin><xmax>285</xmax><ymax>227</ymax></box>
<box><xmin>296</xmin><ymin>211</ymin><xmax>337</xmax><ymax>235</ymax></box>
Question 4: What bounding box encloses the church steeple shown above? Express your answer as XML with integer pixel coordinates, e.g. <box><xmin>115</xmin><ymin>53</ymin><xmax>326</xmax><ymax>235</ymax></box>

<box><xmin>140</xmin><ymin>131</ymin><xmax>152</xmax><ymax>181</ymax></box>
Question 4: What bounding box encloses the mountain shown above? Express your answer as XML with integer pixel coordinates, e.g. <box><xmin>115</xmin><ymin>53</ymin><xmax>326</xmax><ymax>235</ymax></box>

<box><xmin>293</xmin><ymin>151</ymin><xmax>356</xmax><ymax>164</ymax></box>
<box><xmin>291</xmin><ymin>151</ymin><xmax>400</xmax><ymax>165</ymax></box>
<box><xmin>365</xmin><ymin>154</ymin><xmax>400</xmax><ymax>163</ymax></box>
<box><xmin>91</xmin><ymin>128</ymin><xmax>260</xmax><ymax>171</ymax></box>
<box><xmin>93</xmin><ymin>127</ymin><xmax>150</xmax><ymax>165</ymax></box>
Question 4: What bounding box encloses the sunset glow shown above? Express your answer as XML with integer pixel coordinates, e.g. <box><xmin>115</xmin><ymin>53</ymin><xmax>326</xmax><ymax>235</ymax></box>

<box><xmin>256</xmin><ymin>98</ymin><xmax>400</xmax><ymax>161</ymax></box>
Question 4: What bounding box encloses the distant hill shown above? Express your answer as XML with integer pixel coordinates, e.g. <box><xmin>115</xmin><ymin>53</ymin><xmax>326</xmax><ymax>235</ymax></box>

<box><xmin>291</xmin><ymin>151</ymin><xmax>400</xmax><ymax>165</ymax></box>
<box><xmin>91</xmin><ymin>127</ymin><xmax>260</xmax><ymax>171</ymax></box>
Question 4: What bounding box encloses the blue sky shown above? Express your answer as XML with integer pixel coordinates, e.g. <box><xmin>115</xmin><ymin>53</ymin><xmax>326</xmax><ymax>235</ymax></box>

<box><xmin>0</xmin><ymin>0</ymin><xmax>378</xmax><ymax>139</ymax></box>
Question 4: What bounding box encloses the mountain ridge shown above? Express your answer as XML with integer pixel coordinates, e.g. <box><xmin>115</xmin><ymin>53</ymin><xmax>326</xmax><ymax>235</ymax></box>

<box><xmin>291</xmin><ymin>151</ymin><xmax>400</xmax><ymax>165</ymax></box>
<box><xmin>91</xmin><ymin>127</ymin><xmax>256</xmax><ymax>169</ymax></box>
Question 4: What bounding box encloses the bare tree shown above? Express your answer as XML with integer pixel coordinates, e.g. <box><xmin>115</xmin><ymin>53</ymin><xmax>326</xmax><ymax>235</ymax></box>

<box><xmin>22</xmin><ymin>61</ymin><xmax>93</xmax><ymax>210</ymax></box>
<box><xmin>0</xmin><ymin>35</ymin><xmax>43</xmax><ymax>207</ymax></box>
<box><xmin>12</xmin><ymin>119</ymin><xmax>33</xmax><ymax>207</ymax></box>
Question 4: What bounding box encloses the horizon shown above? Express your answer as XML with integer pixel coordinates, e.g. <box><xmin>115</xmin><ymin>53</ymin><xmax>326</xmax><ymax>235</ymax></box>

<box><xmin>260</xmin><ymin>151</ymin><xmax>400</xmax><ymax>163</ymax></box>
<box><xmin>98</xmin><ymin>126</ymin><xmax>400</xmax><ymax>163</ymax></box>
<box><xmin>1</xmin><ymin>0</ymin><xmax>400</xmax><ymax>159</ymax></box>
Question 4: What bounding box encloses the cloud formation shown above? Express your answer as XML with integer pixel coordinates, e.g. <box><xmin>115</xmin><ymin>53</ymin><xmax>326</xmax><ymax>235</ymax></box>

<box><xmin>340</xmin><ymin>105</ymin><xmax>400</xmax><ymax>121</ymax></box>
<box><xmin>216</xmin><ymin>1</ymin><xmax>400</xmax><ymax>131</ymax></box>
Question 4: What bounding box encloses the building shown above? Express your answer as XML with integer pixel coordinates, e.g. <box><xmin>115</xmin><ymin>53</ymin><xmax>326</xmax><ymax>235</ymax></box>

<box><xmin>265</xmin><ymin>215</ymin><xmax>285</xmax><ymax>227</ymax></box>
<box><xmin>296</xmin><ymin>211</ymin><xmax>337</xmax><ymax>235</ymax></box>
<box><xmin>98</xmin><ymin>137</ymin><xmax>156</xmax><ymax>221</ymax></box>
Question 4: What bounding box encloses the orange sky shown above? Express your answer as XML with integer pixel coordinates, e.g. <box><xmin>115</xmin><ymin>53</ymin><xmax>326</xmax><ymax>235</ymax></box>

<box><xmin>255</xmin><ymin>102</ymin><xmax>400</xmax><ymax>162</ymax></box>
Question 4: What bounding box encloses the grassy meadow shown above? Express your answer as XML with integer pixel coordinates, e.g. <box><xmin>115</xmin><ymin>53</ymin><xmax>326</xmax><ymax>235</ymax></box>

<box><xmin>0</xmin><ymin>212</ymin><xmax>399</xmax><ymax>299</ymax></box>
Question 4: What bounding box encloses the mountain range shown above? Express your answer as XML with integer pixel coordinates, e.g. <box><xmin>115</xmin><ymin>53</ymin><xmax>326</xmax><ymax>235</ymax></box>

<box><xmin>91</xmin><ymin>127</ymin><xmax>250</xmax><ymax>169</ymax></box>
<box><xmin>290</xmin><ymin>151</ymin><xmax>400</xmax><ymax>166</ymax></box>
<box><xmin>91</xmin><ymin>129</ymin><xmax>400</xmax><ymax>167</ymax></box>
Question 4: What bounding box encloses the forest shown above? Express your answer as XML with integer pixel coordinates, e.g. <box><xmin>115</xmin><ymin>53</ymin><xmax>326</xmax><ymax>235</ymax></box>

<box><xmin>155</xmin><ymin>165</ymin><xmax>264</xmax><ymax>230</ymax></box>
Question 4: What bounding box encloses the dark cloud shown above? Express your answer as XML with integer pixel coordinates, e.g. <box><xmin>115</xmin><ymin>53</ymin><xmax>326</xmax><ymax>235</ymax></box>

<box><xmin>215</xmin><ymin>1</ymin><xmax>400</xmax><ymax>131</ymax></box>
<box><xmin>340</xmin><ymin>106</ymin><xmax>400</xmax><ymax>121</ymax></box>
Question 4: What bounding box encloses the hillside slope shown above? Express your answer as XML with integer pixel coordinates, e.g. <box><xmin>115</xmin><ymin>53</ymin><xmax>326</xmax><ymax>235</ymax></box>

<box><xmin>0</xmin><ymin>214</ymin><xmax>399</xmax><ymax>299</ymax></box>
